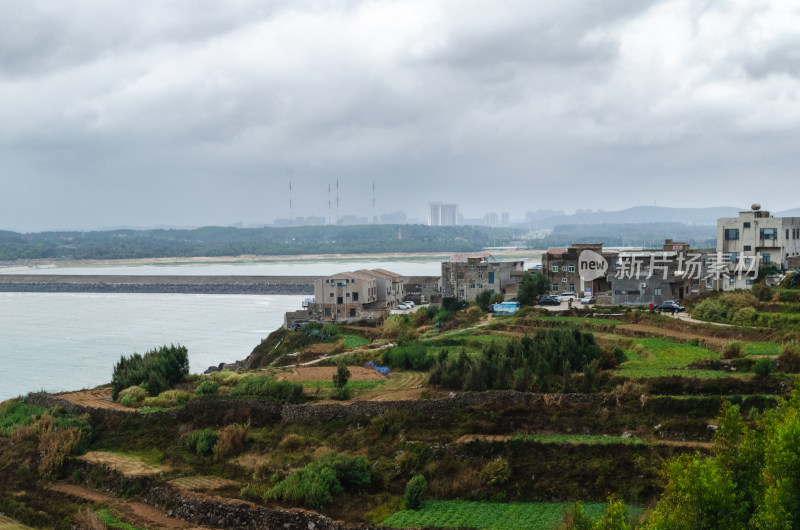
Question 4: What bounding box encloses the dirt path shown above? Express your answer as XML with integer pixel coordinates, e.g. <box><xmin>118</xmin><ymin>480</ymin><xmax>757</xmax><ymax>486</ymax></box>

<box><xmin>78</xmin><ymin>451</ymin><xmax>168</xmax><ymax>476</ymax></box>
<box><xmin>48</xmin><ymin>483</ymin><xmax>206</xmax><ymax>529</ymax></box>
<box><xmin>617</xmin><ymin>324</ymin><xmax>730</xmax><ymax>347</ymax></box>
<box><xmin>58</xmin><ymin>387</ymin><xmax>132</xmax><ymax>411</ymax></box>
<box><xmin>0</xmin><ymin>514</ymin><xmax>33</xmax><ymax>530</ymax></box>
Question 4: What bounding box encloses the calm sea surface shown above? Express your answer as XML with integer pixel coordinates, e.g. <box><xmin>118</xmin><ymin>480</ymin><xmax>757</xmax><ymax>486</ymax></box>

<box><xmin>0</xmin><ymin>292</ymin><xmax>306</xmax><ymax>401</ymax></box>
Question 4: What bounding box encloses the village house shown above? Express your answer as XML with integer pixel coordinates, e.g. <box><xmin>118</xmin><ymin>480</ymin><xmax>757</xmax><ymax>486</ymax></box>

<box><xmin>403</xmin><ymin>276</ymin><xmax>442</xmax><ymax>304</ymax></box>
<box><xmin>717</xmin><ymin>205</ymin><xmax>800</xmax><ymax>291</ymax></box>
<box><xmin>541</xmin><ymin>243</ymin><xmax>618</xmax><ymax>297</ymax></box>
<box><xmin>440</xmin><ymin>252</ymin><xmax>524</xmax><ymax>302</ymax></box>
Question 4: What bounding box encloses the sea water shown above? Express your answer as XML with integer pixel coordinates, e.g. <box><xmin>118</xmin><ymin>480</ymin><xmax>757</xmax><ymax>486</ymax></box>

<box><xmin>0</xmin><ymin>292</ymin><xmax>305</xmax><ymax>401</ymax></box>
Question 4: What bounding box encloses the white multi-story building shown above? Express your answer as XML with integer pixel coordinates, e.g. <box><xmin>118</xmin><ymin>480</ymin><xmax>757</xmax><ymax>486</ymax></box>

<box><xmin>717</xmin><ymin>205</ymin><xmax>800</xmax><ymax>290</ymax></box>
<box><xmin>428</xmin><ymin>203</ymin><xmax>459</xmax><ymax>226</ymax></box>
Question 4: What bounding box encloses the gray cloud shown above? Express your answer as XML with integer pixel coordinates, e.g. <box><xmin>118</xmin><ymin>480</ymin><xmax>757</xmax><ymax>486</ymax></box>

<box><xmin>1</xmin><ymin>0</ymin><xmax>799</xmax><ymax>232</ymax></box>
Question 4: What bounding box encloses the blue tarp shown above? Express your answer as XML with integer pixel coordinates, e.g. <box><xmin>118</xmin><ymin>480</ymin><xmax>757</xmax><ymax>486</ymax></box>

<box><xmin>364</xmin><ymin>361</ymin><xmax>393</xmax><ymax>377</ymax></box>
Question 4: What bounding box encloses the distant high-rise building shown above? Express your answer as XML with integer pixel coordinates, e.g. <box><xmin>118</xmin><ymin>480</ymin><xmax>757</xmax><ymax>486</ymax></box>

<box><xmin>501</xmin><ymin>212</ymin><xmax>510</xmax><ymax>226</ymax></box>
<box><xmin>484</xmin><ymin>212</ymin><xmax>499</xmax><ymax>227</ymax></box>
<box><xmin>428</xmin><ymin>203</ymin><xmax>459</xmax><ymax>226</ymax></box>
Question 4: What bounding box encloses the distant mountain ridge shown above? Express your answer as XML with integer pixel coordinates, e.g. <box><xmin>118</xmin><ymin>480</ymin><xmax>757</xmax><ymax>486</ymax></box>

<box><xmin>528</xmin><ymin>206</ymin><xmax>799</xmax><ymax>229</ymax></box>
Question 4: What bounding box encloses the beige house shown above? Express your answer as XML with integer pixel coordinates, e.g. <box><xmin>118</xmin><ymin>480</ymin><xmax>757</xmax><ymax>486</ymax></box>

<box><xmin>717</xmin><ymin>205</ymin><xmax>800</xmax><ymax>290</ymax></box>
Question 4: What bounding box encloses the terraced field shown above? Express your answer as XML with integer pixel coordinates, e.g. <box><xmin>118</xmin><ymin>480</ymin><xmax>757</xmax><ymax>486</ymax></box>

<box><xmin>78</xmin><ymin>451</ymin><xmax>167</xmax><ymax>476</ymax></box>
<box><xmin>170</xmin><ymin>475</ymin><xmax>241</xmax><ymax>491</ymax></box>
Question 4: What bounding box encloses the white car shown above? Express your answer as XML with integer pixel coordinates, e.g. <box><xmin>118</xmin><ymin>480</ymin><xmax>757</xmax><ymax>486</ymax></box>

<box><xmin>557</xmin><ymin>292</ymin><xmax>578</xmax><ymax>302</ymax></box>
<box><xmin>396</xmin><ymin>302</ymin><xmax>412</xmax><ymax>309</ymax></box>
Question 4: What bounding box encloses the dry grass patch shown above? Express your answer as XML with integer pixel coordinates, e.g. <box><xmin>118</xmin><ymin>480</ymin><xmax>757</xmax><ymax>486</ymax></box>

<box><xmin>170</xmin><ymin>476</ymin><xmax>241</xmax><ymax>491</ymax></box>
<box><xmin>78</xmin><ymin>451</ymin><xmax>167</xmax><ymax>476</ymax></box>
<box><xmin>0</xmin><ymin>514</ymin><xmax>33</xmax><ymax>530</ymax></box>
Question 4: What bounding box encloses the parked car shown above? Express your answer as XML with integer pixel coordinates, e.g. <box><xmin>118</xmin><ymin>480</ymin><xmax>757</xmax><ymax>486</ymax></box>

<box><xmin>580</xmin><ymin>296</ymin><xmax>596</xmax><ymax>305</ymax></box>
<box><xmin>557</xmin><ymin>292</ymin><xmax>578</xmax><ymax>302</ymax></box>
<box><xmin>538</xmin><ymin>295</ymin><xmax>561</xmax><ymax>306</ymax></box>
<box><xmin>405</xmin><ymin>301</ymin><xmax>415</xmax><ymax>307</ymax></box>
<box><xmin>655</xmin><ymin>300</ymin><xmax>685</xmax><ymax>313</ymax></box>
<box><xmin>396</xmin><ymin>302</ymin><xmax>412</xmax><ymax>310</ymax></box>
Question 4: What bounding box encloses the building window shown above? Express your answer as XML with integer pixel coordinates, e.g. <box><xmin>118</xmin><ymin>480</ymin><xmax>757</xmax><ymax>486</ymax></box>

<box><xmin>353</xmin><ymin>292</ymin><xmax>358</xmax><ymax>301</ymax></box>
<box><xmin>743</xmin><ymin>222</ymin><xmax>751</xmax><ymax>228</ymax></box>
<box><xmin>488</xmin><ymin>272</ymin><xmax>495</xmax><ymax>284</ymax></box>
<box><xmin>552</xmin><ymin>265</ymin><xmax>559</xmax><ymax>272</ymax></box>
<box><xmin>324</xmin><ymin>308</ymin><xmax>331</xmax><ymax>316</ymax></box>
<box><xmin>562</xmin><ymin>277</ymin><xmax>568</xmax><ymax>283</ymax></box>
<box><xmin>746</xmin><ymin>279</ymin><xmax>755</xmax><ymax>285</ymax></box>
<box><xmin>458</xmin><ymin>289</ymin><xmax>465</xmax><ymax>299</ymax></box>
<box><xmin>552</xmin><ymin>284</ymin><xmax>558</xmax><ymax>291</ymax></box>
<box><xmin>568</xmin><ymin>265</ymin><xmax>575</xmax><ymax>272</ymax></box>
<box><xmin>329</xmin><ymin>293</ymin><xmax>334</xmax><ymax>297</ymax></box>
<box><xmin>763</xmin><ymin>253</ymin><xmax>771</xmax><ymax>264</ymax></box>
<box><xmin>761</xmin><ymin>228</ymin><xmax>777</xmax><ymax>240</ymax></box>
<box><xmin>654</xmin><ymin>288</ymin><xmax>662</xmax><ymax>295</ymax></box>
<box><xmin>469</xmin><ymin>283</ymin><xmax>475</xmax><ymax>289</ymax></box>
<box><xmin>568</xmin><ymin>283</ymin><xmax>574</xmax><ymax>291</ymax></box>
<box><xmin>724</xmin><ymin>229</ymin><xmax>739</xmax><ymax>240</ymax></box>
<box><xmin>744</xmin><ymin>245</ymin><xmax>751</xmax><ymax>252</ymax></box>
<box><xmin>346</xmin><ymin>293</ymin><xmax>350</xmax><ymax>297</ymax></box>
<box><xmin>477</xmin><ymin>284</ymin><xmax>483</xmax><ymax>289</ymax></box>
<box><xmin>730</xmin><ymin>277</ymin><xmax>735</xmax><ymax>285</ymax></box>
<box><xmin>729</xmin><ymin>252</ymin><xmax>739</xmax><ymax>264</ymax></box>
<box><xmin>337</xmin><ymin>296</ymin><xmax>343</xmax><ymax>304</ymax></box>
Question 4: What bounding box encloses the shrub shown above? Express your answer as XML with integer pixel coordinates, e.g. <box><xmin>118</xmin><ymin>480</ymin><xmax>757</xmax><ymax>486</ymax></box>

<box><xmin>481</xmin><ymin>457</ymin><xmax>511</xmax><ymax>486</ymax></box>
<box><xmin>111</xmin><ymin>344</ymin><xmax>189</xmax><ymax>399</ymax></box>
<box><xmin>195</xmin><ymin>380</ymin><xmax>219</xmax><ymax>397</ymax></box>
<box><xmin>214</xmin><ymin>424</ymin><xmax>248</xmax><ymax>461</ymax></box>
<box><xmin>117</xmin><ymin>386</ymin><xmax>147</xmax><ymax>407</ymax></box>
<box><xmin>0</xmin><ymin>399</ymin><xmax>47</xmax><ymax>436</ymax></box>
<box><xmin>185</xmin><ymin>429</ymin><xmax>218</xmax><ymax>455</ymax></box>
<box><xmin>230</xmin><ymin>376</ymin><xmax>304</xmax><ymax>403</ymax></box>
<box><xmin>142</xmin><ymin>389</ymin><xmax>190</xmax><ymax>408</ymax></box>
<box><xmin>475</xmin><ymin>290</ymin><xmax>492</xmax><ymax>311</ymax></box>
<box><xmin>722</xmin><ymin>341</ymin><xmax>745</xmax><ymax>360</ymax></box>
<box><xmin>331</xmin><ymin>386</ymin><xmax>351</xmax><ymax>401</ymax></box>
<box><xmin>382</xmin><ymin>342</ymin><xmax>433</xmax><ymax>371</ymax></box>
<box><xmin>754</xmin><ymin>358</ymin><xmax>774</xmax><ymax>377</ymax></box>
<box><xmin>266</xmin><ymin>453</ymin><xmax>370</xmax><ymax>509</ymax></box>
<box><xmin>404</xmin><ymin>474</ymin><xmax>427</xmax><ymax>510</ymax></box>
<box><xmin>778</xmin><ymin>341</ymin><xmax>800</xmax><ymax>373</ymax></box>
<box><xmin>560</xmin><ymin>501</ymin><xmax>594</xmax><ymax>530</ymax></box>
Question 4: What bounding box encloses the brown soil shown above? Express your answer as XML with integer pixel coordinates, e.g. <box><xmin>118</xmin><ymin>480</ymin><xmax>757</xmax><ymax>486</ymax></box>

<box><xmin>48</xmin><ymin>483</ymin><xmax>205</xmax><ymax>529</ymax></box>
<box><xmin>58</xmin><ymin>387</ymin><xmax>132</xmax><ymax>411</ymax></box>
<box><xmin>78</xmin><ymin>451</ymin><xmax>167</xmax><ymax>476</ymax></box>
<box><xmin>274</xmin><ymin>366</ymin><xmax>387</xmax><ymax>382</ymax></box>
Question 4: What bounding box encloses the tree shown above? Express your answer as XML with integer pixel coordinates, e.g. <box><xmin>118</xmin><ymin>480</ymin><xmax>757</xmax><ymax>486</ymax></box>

<box><xmin>475</xmin><ymin>289</ymin><xmax>492</xmax><ymax>311</ymax></box>
<box><xmin>517</xmin><ymin>271</ymin><xmax>550</xmax><ymax>305</ymax></box>
<box><xmin>333</xmin><ymin>364</ymin><xmax>350</xmax><ymax>388</ymax></box>
<box><xmin>404</xmin><ymin>474</ymin><xmax>427</xmax><ymax>510</ymax></box>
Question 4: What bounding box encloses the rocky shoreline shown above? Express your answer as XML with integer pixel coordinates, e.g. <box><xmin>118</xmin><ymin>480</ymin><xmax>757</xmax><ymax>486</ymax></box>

<box><xmin>0</xmin><ymin>274</ymin><xmax>317</xmax><ymax>295</ymax></box>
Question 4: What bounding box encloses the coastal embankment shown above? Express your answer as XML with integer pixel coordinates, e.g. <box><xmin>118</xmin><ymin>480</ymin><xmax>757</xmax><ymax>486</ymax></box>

<box><xmin>0</xmin><ymin>275</ymin><xmax>318</xmax><ymax>295</ymax></box>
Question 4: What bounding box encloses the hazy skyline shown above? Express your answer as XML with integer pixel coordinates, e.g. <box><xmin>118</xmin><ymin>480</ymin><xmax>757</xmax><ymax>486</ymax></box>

<box><xmin>2</xmin><ymin>0</ymin><xmax>800</xmax><ymax>232</ymax></box>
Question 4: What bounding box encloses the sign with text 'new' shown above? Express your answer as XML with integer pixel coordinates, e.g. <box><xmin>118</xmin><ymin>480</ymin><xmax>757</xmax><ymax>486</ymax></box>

<box><xmin>578</xmin><ymin>250</ymin><xmax>608</xmax><ymax>282</ymax></box>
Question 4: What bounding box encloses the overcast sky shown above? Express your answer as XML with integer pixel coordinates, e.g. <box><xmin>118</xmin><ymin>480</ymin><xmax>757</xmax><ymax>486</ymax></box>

<box><xmin>1</xmin><ymin>0</ymin><xmax>799</xmax><ymax>231</ymax></box>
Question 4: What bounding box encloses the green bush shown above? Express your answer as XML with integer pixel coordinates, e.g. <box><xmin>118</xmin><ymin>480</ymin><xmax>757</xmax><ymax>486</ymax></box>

<box><xmin>230</xmin><ymin>376</ymin><xmax>305</xmax><ymax>403</ymax></box>
<box><xmin>331</xmin><ymin>386</ymin><xmax>351</xmax><ymax>400</ymax></box>
<box><xmin>266</xmin><ymin>453</ymin><xmax>371</xmax><ymax>509</ymax></box>
<box><xmin>382</xmin><ymin>343</ymin><xmax>433</xmax><ymax>371</ymax></box>
<box><xmin>195</xmin><ymin>380</ymin><xmax>219</xmax><ymax>397</ymax></box>
<box><xmin>117</xmin><ymin>385</ymin><xmax>148</xmax><ymax>407</ymax></box>
<box><xmin>481</xmin><ymin>457</ymin><xmax>511</xmax><ymax>486</ymax></box>
<box><xmin>142</xmin><ymin>389</ymin><xmax>190</xmax><ymax>408</ymax></box>
<box><xmin>722</xmin><ymin>341</ymin><xmax>745</xmax><ymax>359</ymax></box>
<box><xmin>754</xmin><ymin>358</ymin><xmax>774</xmax><ymax>377</ymax></box>
<box><xmin>404</xmin><ymin>474</ymin><xmax>427</xmax><ymax>510</ymax></box>
<box><xmin>185</xmin><ymin>429</ymin><xmax>218</xmax><ymax>455</ymax></box>
<box><xmin>0</xmin><ymin>399</ymin><xmax>47</xmax><ymax>436</ymax></box>
<box><xmin>111</xmin><ymin>344</ymin><xmax>189</xmax><ymax>399</ymax></box>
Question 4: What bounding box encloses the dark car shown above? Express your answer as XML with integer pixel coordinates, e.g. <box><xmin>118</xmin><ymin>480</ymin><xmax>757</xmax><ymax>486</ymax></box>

<box><xmin>538</xmin><ymin>295</ymin><xmax>561</xmax><ymax>306</ymax></box>
<box><xmin>655</xmin><ymin>301</ymin><xmax>685</xmax><ymax>313</ymax></box>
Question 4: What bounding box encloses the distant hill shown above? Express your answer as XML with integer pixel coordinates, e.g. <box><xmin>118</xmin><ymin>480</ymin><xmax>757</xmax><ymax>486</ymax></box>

<box><xmin>528</xmin><ymin>206</ymin><xmax>742</xmax><ymax>229</ymax></box>
<box><xmin>528</xmin><ymin>222</ymin><xmax>718</xmax><ymax>249</ymax></box>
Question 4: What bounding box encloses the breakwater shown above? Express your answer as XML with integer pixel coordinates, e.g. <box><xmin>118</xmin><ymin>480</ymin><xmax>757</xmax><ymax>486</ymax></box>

<box><xmin>0</xmin><ymin>274</ymin><xmax>318</xmax><ymax>295</ymax></box>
